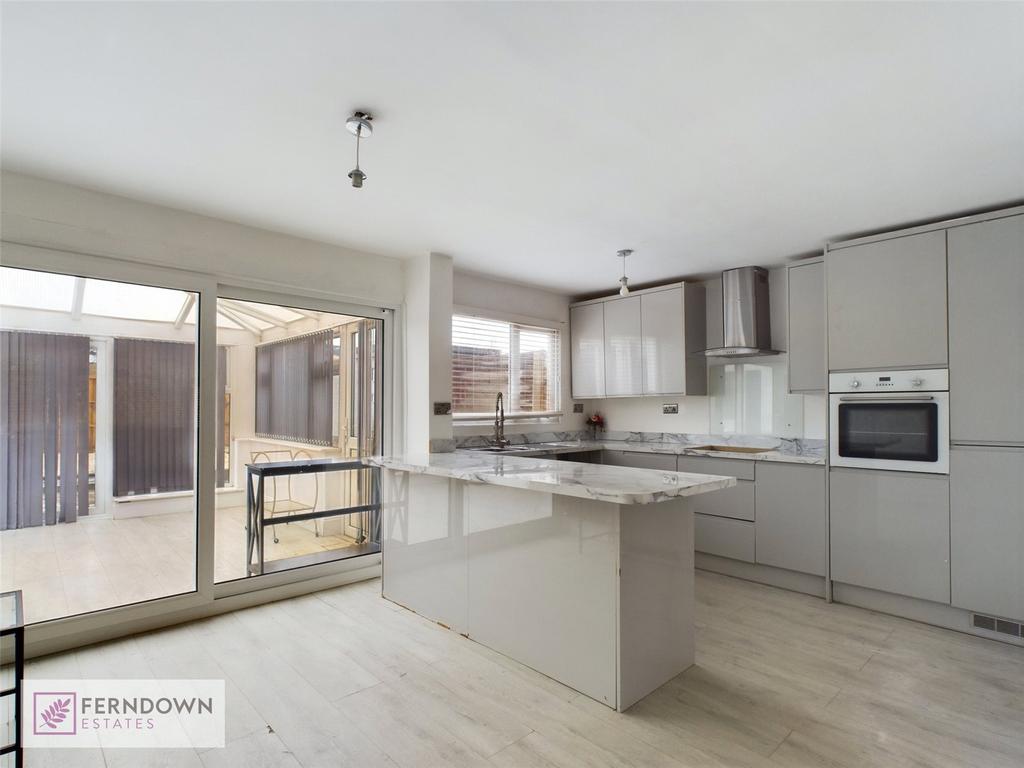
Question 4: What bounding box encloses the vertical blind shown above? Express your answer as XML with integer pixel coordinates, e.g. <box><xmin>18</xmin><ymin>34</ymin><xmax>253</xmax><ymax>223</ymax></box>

<box><xmin>451</xmin><ymin>315</ymin><xmax>561</xmax><ymax>418</ymax></box>
<box><xmin>255</xmin><ymin>328</ymin><xmax>334</xmax><ymax>445</ymax></box>
<box><xmin>114</xmin><ymin>338</ymin><xmax>196</xmax><ymax>496</ymax></box>
<box><xmin>1</xmin><ymin>331</ymin><xmax>90</xmax><ymax>529</ymax></box>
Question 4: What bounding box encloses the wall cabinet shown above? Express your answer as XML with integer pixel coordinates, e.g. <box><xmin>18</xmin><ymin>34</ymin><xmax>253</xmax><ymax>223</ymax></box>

<box><xmin>569</xmin><ymin>303</ymin><xmax>605</xmax><ymax>398</ymax></box>
<box><xmin>570</xmin><ymin>283</ymin><xmax>705</xmax><ymax>399</ymax></box>
<box><xmin>754</xmin><ymin>463</ymin><xmax>826</xmax><ymax>576</ymax></box>
<box><xmin>948</xmin><ymin>214</ymin><xmax>1024</xmax><ymax>444</ymax></box>
<box><xmin>603</xmin><ymin>296</ymin><xmax>643</xmax><ymax>397</ymax></box>
<box><xmin>830</xmin><ymin>468</ymin><xmax>950</xmax><ymax>604</ymax></box>
<box><xmin>950</xmin><ymin>446</ymin><xmax>1024</xmax><ymax>621</ymax></box>
<box><xmin>640</xmin><ymin>285</ymin><xmax>706</xmax><ymax>396</ymax></box>
<box><xmin>826</xmin><ymin>230</ymin><xmax>948</xmax><ymax>371</ymax></box>
<box><xmin>787</xmin><ymin>260</ymin><xmax>825</xmax><ymax>392</ymax></box>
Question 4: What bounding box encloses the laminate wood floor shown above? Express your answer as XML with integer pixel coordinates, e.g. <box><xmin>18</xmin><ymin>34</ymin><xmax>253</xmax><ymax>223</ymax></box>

<box><xmin>18</xmin><ymin>570</ymin><xmax>1024</xmax><ymax>767</ymax></box>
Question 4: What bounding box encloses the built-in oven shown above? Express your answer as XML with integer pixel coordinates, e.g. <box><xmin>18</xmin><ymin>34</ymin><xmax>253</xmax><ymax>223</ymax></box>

<box><xmin>829</xmin><ymin>369</ymin><xmax>949</xmax><ymax>474</ymax></box>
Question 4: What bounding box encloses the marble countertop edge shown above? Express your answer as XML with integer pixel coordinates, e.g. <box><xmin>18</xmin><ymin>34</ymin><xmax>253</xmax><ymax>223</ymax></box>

<box><xmin>363</xmin><ymin>454</ymin><xmax>736</xmax><ymax>505</ymax></box>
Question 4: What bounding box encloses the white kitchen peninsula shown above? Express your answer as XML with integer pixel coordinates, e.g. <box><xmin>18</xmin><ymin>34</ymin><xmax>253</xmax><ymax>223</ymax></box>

<box><xmin>364</xmin><ymin>452</ymin><xmax>734</xmax><ymax>711</ymax></box>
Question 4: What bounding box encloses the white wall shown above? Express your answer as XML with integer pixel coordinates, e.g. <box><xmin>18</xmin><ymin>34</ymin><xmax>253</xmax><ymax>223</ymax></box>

<box><xmin>452</xmin><ymin>271</ymin><xmax>585</xmax><ymax>436</ymax></box>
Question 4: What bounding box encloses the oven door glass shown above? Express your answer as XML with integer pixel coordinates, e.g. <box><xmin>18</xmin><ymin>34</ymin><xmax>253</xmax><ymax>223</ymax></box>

<box><xmin>837</xmin><ymin>402</ymin><xmax>939</xmax><ymax>462</ymax></box>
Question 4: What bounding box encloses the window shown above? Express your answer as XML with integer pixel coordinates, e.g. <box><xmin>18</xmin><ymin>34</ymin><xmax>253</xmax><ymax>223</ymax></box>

<box><xmin>451</xmin><ymin>314</ymin><xmax>561</xmax><ymax>420</ymax></box>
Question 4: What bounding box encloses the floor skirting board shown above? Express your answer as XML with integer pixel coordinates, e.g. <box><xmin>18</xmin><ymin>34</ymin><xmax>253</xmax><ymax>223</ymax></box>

<box><xmin>695</xmin><ymin>553</ymin><xmax>826</xmax><ymax>598</ymax></box>
<box><xmin>832</xmin><ymin>582</ymin><xmax>1024</xmax><ymax>648</ymax></box>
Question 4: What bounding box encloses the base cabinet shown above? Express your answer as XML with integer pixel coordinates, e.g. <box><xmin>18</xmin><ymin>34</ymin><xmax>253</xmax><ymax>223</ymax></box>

<box><xmin>830</xmin><ymin>468</ymin><xmax>950</xmax><ymax>604</ymax></box>
<box><xmin>755</xmin><ymin>463</ymin><xmax>826</xmax><ymax>576</ymax></box>
<box><xmin>695</xmin><ymin>514</ymin><xmax>755</xmax><ymax>563</ymax></box>
<box><xmin>950</xmin><ymin>446</ymin><xmax>1024</xmax><ymax>621</ymax></box>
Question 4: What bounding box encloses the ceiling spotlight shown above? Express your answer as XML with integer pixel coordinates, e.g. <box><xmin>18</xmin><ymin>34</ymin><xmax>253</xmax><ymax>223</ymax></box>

<box><xmin>345</xmin><ymin>111</ymin><xmax>373</xmax><ymax>188</ymax></box>
<box><xmin>617</xmin><ymin>249</ymin><xmax>633</xmax><ymax>295</ymax></box>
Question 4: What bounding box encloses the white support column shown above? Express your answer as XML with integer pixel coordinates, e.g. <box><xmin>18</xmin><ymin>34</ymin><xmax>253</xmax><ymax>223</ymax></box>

<box><xmin>403</xmin><ymin>252</ymin><xmax>453</xmax><ymax>453</ymax></box>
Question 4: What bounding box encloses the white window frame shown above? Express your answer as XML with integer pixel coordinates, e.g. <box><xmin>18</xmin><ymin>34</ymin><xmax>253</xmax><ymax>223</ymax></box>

<box><xmin>451</xmin><ymin>305</ymin><xmax>564</xmax><ymax>424</ymax></box>
<box><xmin>1</xmin><ymin>241</ymin><xmax>396</xmax><ymax>656</ymax></box>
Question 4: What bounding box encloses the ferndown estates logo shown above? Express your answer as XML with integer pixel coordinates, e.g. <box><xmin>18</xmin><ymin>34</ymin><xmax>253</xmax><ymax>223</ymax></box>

<box><xmin>24</xmin><ymin>679</ymin><xmax>225</xmax><ymax>749</ymax></box>
<box><xmin>33</xmin><ymin>692</ymin><xmax>77</xmax><ymax>735</ymax></box>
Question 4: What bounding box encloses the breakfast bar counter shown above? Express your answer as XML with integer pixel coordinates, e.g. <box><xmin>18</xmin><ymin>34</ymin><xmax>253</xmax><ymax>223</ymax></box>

<box><xmin>363</xmin><ymin>452</ymin><xmax>734</xmax><ymax>711</ymax></box>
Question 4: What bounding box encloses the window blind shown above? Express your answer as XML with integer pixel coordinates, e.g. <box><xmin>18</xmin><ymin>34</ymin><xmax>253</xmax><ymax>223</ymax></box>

<box><xmin>113</xmin><ymin>338</ymin><xmax>195</xmax><ymax>497</ymax></box>
<box><xmin>451</xmin><ymin>315</ymin><xmax>561</xmax><ymax>419</ymax></box>
<box><xmin>255</xmin><ymin>328</ymin><xmax>334</xmax><ymax>445</ymax></box>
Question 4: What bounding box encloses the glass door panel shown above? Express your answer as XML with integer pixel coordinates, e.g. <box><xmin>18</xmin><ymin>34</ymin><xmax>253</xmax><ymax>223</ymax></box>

<box><xmin>213</xmin><ymin>298</ymin><xmax>383</xmax><ymax>582</ymax></box>
<box><xmin>0</xmin><ymin>266</ymin><xmax>198</xmax><ymax>624</ymax></box>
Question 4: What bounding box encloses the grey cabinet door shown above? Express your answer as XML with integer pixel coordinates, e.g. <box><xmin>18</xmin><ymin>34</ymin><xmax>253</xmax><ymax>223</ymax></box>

<box><xmin>695</xmin><ymin>514</ymin><xmax>755</xmax><ymax>563</ymax></box>
<box><xmin>948</xmin><ymin>214</ymin><xmax>1024</xmax><ymax>444</ymax></box>
<box><xmin>950</xmin><ymin>446</ymin><xmax>1024</xmax><ymax>620</ymax></box>
<box><xmin>829</xmin><ymin>468</ymin><xmax>950</xmax><ymax>604</ymax></box>
<box><xmin>704</xmin><ymin>277</ymin><xmax>723</xmax><ymax>350</ymax></box>
<box><xmin>755</xmin><ymin>463</ymin><xmax>826</xmax><ymax>576</ymax></box>
<box><xmin>787</xmin><ymin>261</ymin><xmax>825</xmax><ymax>392</ymax></box>
<box><xmin>676</xmin><ymin>455</ymin><xmax>755</xmax><ymax>481</ymax></box>
<box><xmin>640</xmin><ymin>288</ymin><xmax>685</xmax><ymax>395</ymax></box>
<box><xmin>826</xmin><ymin>230</ymin><xmax>947</xmax><ymax>370</ymax></box>
<box><xmin>570</xmin><ymin>303</ymin><xmax>605</xmax><ymax>398</ymax></box>
<box><xmin>603</xmin><ymin>295</ymin><xmax>643</xmax><ymax>396</ymax></box>
<box><xmin>601</xmin><ymin>450</ymin><xmax>676</xmax><ymax>471</ymax></box>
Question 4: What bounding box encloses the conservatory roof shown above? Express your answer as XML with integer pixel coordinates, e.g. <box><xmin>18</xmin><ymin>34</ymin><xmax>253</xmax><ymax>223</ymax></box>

<box><xmin>0</xmin><ymin>267</ymin><xmax>321</xmax><ymax>332</ymax></box>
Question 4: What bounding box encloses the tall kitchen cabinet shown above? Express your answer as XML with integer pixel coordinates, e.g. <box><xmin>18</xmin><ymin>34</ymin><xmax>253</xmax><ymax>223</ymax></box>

<box><xmin>947</xmin><ymin>212</ymin><xmax>1024</xmax><ymax>623</ymax></box>
<box><xmin>826</xmin><ymin>230</ymin><xmax>948</xmax><ymax>370</ymax></box>
<box><xmin>786</xmin><ymin>258</ymin><xmax>825</xmax><ymax>392</ymax></box>
<box><xmin>569</xmin><ymin>283</ymin><xmax>705</xmax><ymax>398</ymax></box>
<box><xmin>947</xmin><ymin>214</ymin><xmax>1024</xmax><ymax>444</ymax></box>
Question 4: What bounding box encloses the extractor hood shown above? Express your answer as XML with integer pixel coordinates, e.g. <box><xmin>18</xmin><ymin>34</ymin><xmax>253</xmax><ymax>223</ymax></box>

<box><xmin>703</xmin><ymin>266</ymin><xmax>783</xmax><ymax>357</ymax></box>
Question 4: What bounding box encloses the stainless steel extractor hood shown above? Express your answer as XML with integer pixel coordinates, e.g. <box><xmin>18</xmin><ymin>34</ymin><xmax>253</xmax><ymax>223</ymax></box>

<box><xmin>703</xmin><ymin>266</ymin><xmax>783</xmax><ymax>357</ymax></box>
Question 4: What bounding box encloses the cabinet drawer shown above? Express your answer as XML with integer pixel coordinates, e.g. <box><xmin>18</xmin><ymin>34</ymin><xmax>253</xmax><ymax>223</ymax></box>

<box><xmin>601</xmin><ymin>450</ymin><xmax>676</xmax><ymax>471</ymax></box>
<box><xmin>687</xmin><ymin>478</ymin><xmax>754</xmax><ymax>521</ymax></box>
<box><xmin>676</xmin><ymin>455</ymin><xmax>755</xmax><ymax>482</ymax></box>
<box><xmin>695</xmin><ymin>514</ymin><xmax>755</xmax><ymax>563</ymax></box>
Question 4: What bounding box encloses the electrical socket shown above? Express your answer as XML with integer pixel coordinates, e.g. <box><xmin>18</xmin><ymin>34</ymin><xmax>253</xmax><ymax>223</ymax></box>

<box><xmin>662</xmin><ymin>403</ymin><xmax>679</xmax><ymax>415</ymax></box>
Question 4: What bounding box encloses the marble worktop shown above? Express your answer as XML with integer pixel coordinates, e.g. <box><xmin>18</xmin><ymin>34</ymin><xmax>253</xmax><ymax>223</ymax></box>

<box><xmin>364</xmin><ymin>452</ymin><xmax>736</xmax><ymax>506</ymax></box>
<box><xmin>452</xmin><ymin>431</ymin><xmax>826</xmax><ymax>465</ymax></box>
<box><xmin>458</xmin><ymin>439</ymin><xmax>826</xmax><ymax>465</ymax></box>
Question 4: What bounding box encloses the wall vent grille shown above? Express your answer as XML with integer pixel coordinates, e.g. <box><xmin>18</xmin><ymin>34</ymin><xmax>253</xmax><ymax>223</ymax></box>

<box><xmin>972</xmin><ymin>613</ymin><xmax>1022</xmax><ymax>637</ymax></box>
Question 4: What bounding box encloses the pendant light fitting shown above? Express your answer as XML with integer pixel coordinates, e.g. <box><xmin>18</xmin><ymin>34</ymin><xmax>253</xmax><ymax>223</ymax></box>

<box><xmin>617</xmin><ymin>249</ymin><xmax>634</xmax><ymax>295</ymax></box>
<box><xmin>346</xmin><ymin>111</ymin><xmax>373</xmax><ymax>188</ymax></box>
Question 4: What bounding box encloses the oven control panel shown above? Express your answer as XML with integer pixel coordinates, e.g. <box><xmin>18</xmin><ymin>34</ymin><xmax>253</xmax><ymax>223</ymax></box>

<box><xmin>828</xmin><ymin>368</ymin><xmax>949</xmax><ymax>393</ymax></box>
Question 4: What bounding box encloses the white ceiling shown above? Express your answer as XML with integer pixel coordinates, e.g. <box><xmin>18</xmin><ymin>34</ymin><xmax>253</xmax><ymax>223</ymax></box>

<box><xmin>2</xmin><ymin>2</ymin><xmax>1023</xmax><ymax>294</ymax></box>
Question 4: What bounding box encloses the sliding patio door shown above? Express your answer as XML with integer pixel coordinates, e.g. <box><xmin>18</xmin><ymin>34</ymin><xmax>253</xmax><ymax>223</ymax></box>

<box><xmin>0</xmin><ymin>266</ymin><xmax>199</xmax><ymax>625</ymax></box>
